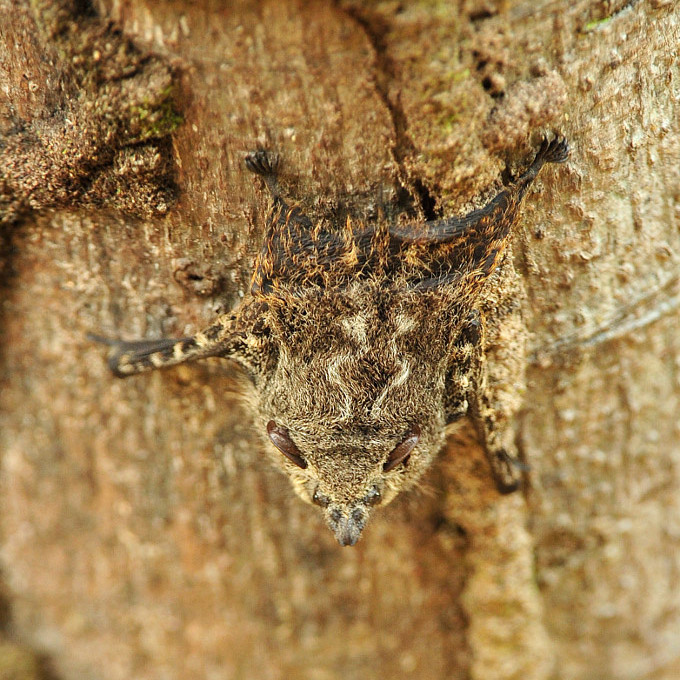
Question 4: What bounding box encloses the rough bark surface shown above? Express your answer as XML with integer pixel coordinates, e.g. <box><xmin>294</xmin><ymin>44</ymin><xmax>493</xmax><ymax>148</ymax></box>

<box><xmin>1</xmin><ymin>1</ymin><xmax>679</xmax><ymax>680</ymax></box>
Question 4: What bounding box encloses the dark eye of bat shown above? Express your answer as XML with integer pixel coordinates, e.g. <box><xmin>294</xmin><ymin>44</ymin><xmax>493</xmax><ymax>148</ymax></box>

<box><xmin>312</xmin><ymin>488</ymin><xmax>330</xmax><ymax>507</ymax></box>
<box><xmin>267</xmin><ymin>421</ymin><xmax>307</xmax><ymax>469</ymax></box>
<box><xmin>383</xmin><ymin>425</ymin><xmax>421</xmax><ymax>472</ymax></box>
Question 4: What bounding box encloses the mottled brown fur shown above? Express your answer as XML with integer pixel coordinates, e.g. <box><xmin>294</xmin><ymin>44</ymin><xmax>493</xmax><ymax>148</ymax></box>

<box><xmin>93</xmin><ymin>136</ymin><xmax>568</xmax><ymax>545</ymax></box>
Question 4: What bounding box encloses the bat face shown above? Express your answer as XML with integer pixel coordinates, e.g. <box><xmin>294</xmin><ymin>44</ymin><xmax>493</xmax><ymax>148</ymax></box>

<box><xmin>96</xmin><ymin>137</ymin><xmax>569</xmax><ymax>545</ymax></box>
<box><xmin>254</xmin><ymin>285</ymin><xmax>451</xmax><ymax>545</ymax></box>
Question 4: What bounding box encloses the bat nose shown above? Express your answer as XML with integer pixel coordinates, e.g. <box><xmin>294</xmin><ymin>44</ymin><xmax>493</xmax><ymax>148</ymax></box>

<box><xmin>327</xmin><ymin>505</ymin><xmax>368</xmax><ymax>547</ymax></box>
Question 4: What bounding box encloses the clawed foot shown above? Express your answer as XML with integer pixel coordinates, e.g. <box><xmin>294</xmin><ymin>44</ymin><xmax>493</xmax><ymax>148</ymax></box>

<box><xmin>534</xmin><ymin>134</ymin><xmax>570</xmax><ymax>166</ymax></box>
<box><xmin>245</xmin><ymin>149</ymin><xmax>279</xmax><ymax>178</ymax></box>
<box><xmin>489</xmin><ymin>448</ymin><xmax>531</xmax><ymax>495</ymax></box>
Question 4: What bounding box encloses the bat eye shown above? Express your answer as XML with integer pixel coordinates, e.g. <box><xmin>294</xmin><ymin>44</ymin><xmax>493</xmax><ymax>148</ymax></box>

<box><xmin>383</xmin><ymin>425</ymin><xmax>421</xmax><ymax>472</ymax></box>
<box><xmin>267</xmin><ymin>421</ymin><xmax>307</xmax><ymax>469</ymax></box>
<box><xmin>312</xmin><ymin>488</ymin><xmax>330</xmax><ymax>507</ymax></box>
<box><xmin>364</xmin><ymin>485</ymin><xmax>382</xmax><ymax>506</ymax></box>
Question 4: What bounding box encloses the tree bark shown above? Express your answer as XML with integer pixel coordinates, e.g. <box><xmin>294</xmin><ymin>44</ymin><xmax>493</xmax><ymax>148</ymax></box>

<box><xmin>1</xmin><ymin>1</ymin><xmax>679</xmax><ymax>679</ymax></box>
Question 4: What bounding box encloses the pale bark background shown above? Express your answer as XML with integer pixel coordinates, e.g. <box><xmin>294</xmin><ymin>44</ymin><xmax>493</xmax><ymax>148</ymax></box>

<box><xmin>1</xmin><ymin>1</ymin><xmax>679</xmax><ymax>680</ymax></box>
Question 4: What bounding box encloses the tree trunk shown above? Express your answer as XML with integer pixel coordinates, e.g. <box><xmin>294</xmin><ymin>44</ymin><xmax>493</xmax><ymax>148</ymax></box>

<box><xmin>1</xmin><ymin>1</ymin><xmax>679</xmax><ymax>679</ymax></box>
